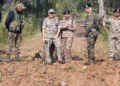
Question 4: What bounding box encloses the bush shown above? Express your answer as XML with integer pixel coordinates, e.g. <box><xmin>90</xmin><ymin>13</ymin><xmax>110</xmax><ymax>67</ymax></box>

<box><xmin>0</xmin><ymin>16</ymin><xmax>41</xmax><ymax>45</ymax></box>
<box><xmin>99</xmin><ymin>25</ymin><xmax>110</xmax><ymax>41</ymax></box>
<box><xmin>0</xmin><ymin>23</ymin><xmax>8</xmax><ymax>45</ymax></box>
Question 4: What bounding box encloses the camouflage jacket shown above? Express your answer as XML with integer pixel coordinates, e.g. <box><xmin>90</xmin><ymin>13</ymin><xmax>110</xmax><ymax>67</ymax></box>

<box><xmin>84</xmin><ymin>12</ymin><xmax>102</xmax><ymax>37</ymax></box>
<box><xmin>103</xmin><ymin>16</ymin><xmax>120</xmax><ymax>37</ymax></box>
<box><xmin>42</xmin><ymin>17</ymin><xmax>59</xmax><ymax>38</ymax></box>
<box><xmin>60</xmin><ymin>17</ymin><xmax>76</xmax><ymax>38</ymax></box>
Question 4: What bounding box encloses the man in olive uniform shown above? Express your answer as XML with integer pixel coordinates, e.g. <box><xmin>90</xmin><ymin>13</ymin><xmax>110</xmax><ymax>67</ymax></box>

<box><xmin>84</xmin><ymin>3</ymin><xmax>103</xmax><ymax>65</ymax></box>
<box><xmin>5</xmin><ymin>4</ymin><xmax>26</xmax><ymax>62</ymax></box>
<box><xmin>42</xmin><ymin>9</ymin><xmax>63</xmax><ymax>64</ymax></box>
<box><xmin>103</xmin><ymin>8</ymin><xmax>120</xmax><ymax>61</ymax></box>
<box><xmin>60</xmin><ymin>10</ymin><xmax>76</xmax><ymax>62</ymax></box>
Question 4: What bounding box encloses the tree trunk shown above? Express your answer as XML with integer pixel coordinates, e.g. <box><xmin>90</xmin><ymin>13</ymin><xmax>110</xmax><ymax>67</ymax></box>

<box><xmin>0</xmin><ymin>0</ymin><xmax>3</xmax><ymax>22</ymax></box>
<box><xmin>98</xmin><ymin>0</ymin><xmax>106</xmax><ymax>20</ymax></box>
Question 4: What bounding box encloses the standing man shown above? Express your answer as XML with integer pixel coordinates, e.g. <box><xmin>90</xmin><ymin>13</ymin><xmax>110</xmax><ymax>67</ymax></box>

<box><xmin>5</xmin><ymin>3</ymin><xmax>26</xmax><ymax>62</ymax></box>
<box><xmin>84</xmin><ymin>3</ymin><xmax>103</xmax><ymax>65</ymax></box>
<box><xmin>42</xmin><ymin>9</ymin><xmax>63</xmax><ymax>64</ymax></box>
<box><xmin>103</xmin><ymin>8</ymin><xmax>120</xmax><ymax>61</ymax></box>
<box><xmin>50</xmin><ymin>13</ymin><xmax>57</xmax><ymax>62</ymax></box>
<box><xmin>60</xmin><ymin>10</ymin><xmax>76</xmax><ymax>62</ymax></box>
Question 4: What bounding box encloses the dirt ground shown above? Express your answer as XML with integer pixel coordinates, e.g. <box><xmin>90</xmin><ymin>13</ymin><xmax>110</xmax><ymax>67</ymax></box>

<box><xmin>0</xmin><ymin>24</ymin><xmax>120</xmax><ymax>86</ymax></box>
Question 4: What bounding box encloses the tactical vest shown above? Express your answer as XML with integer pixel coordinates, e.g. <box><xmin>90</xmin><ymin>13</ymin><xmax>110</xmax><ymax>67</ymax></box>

<box><xmin>9</xmin><ymin>10</ymin><xmax>23</xmax><ymax>33</ymax></box>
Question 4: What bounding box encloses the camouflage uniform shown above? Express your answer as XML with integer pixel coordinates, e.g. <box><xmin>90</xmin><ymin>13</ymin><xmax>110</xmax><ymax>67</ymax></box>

<box><xmin>42</xmin><ymin>17</ymin><xmax>62</xmax><ymax>63</ymax></box>
<box><xmin>84</xmin><ymin>13</ymin><xmax>101</xmax><ymax>63</ymax></box>
<box><xmin>8</xmin><ymin>10</ymin><xmax>23</xmax><ymax>59</ymax></box>
<box><xmin>60</xmin><ymin>17</ymin><xmax>76</xmax><ymax>60</ymax></box>
<box><xmin>104</xmin><ymin>17</ymin><xmax>120</xmax><ymax>58</ymax></box>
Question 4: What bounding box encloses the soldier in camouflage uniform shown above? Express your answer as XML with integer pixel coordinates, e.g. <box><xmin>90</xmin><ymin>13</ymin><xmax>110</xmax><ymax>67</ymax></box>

<box><xmin>5</xmin><ymin>4</ymin><xmax>26</xmax><ymax>62</ymax></box>
<box><xmin>60</xmin><ymin>10</ymin><xmax>76</xmax><ymax>62</ymax></box>
<box><xmin>103</xmin><ymin>8</ymin><xmax>120</xmax><ymax>61</ymax></box>
<box><xmin>50</xmin><ymin>13</ymin><xmax>57</xmax><ymax>62</ymax></box>
<box><xmin>84</xmin><ymin>3</ymin><xmax>103</xmax><ymax>65</ymax></box>
<box><xmin>42</xmin><ymin>9</ymin><xmax>64</xmax><ymax>64</ymax></box>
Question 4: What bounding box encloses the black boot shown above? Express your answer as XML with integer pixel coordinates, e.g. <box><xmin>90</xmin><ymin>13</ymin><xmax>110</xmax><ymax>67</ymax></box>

<box><xmin>114</xmin><ymin>54</ymin><xmax>120</xmax><ymax>61</ymax></box>
<box><xmin>58</xmin><ymin>60</ymin><xmax>65</xmax><ymax>64</ymax></box>
<box><xmin>91</xmin><ymin>57</ymin><xmax>96</xmax><ymax>64</ymax></box>
<box><xmin>15</xmin><ymin>55</ymin><xmax>22</xmax><ymax>61</ymax></box>
<box><xmin>84</xmin><ymin>58</ymin><xmax>91</xmax><ymax>65</ymax></box>
<box><xmin>84</xmin><ymin>61</ymin><xmax>91</xmax><ymax>65</ymax></box>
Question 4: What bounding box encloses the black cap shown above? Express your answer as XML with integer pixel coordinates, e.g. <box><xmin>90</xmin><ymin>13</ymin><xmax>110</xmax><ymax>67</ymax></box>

<box><xmin>113</xmin><ymin>8</ymin><xmax>120</xmax><ymax>13</ymax></box>
<box><xmin>84</xmin><ymin>3</ymin><xmax>92</xmax><ymax>9</ymax></box>
<box><xmin>63</xmin><ymin>10</ymin><xmax>70</xmax><ymax>15</ymax></box>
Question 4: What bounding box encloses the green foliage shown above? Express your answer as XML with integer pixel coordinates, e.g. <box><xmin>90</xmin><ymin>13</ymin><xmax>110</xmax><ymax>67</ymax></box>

<box><xmin>100</xmin><ymin>29</ymin><xmax>108</xmax><ymax>41</ymax></box>
<box><xmin>0</xmin><ymin>23</ymin><xmax>8</xmax><ymax>45</ymax></box>
<box><xmin>100</xmin><ymin>25</ymin><xmax>110</xmax><ymax>40</ymax></box>
<box><xmin>0</xmin><ymin>0</ymin><xmax>120</xmax><ymax>45</ymax></box>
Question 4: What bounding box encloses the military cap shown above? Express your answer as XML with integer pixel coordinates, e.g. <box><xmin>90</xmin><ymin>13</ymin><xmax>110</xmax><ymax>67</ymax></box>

<box><xmin>16</xmin><ymin>3</ymin><xmax>26</xmax><ymax>9</ymax></box>
<box><xmin>84</xmin><ymin>3</ymin><xmax>92</xmax><ymax>9</ymax></box>
<box><xmin>63</xmin><ymin>10</ymin><xmax>71</xmax><ymax>15</ymax></box>
<box><xmin>48</xmin><ymin>9</ymin><xmax>55</xmax><ymax>14</ymax></box>
<box><xmin>113</xmin><ymin>8</ymin><xmax>120</xmax><ymax>13</ymax></box>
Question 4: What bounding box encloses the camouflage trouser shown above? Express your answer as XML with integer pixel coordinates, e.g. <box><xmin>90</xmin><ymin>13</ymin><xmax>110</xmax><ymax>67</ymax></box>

<box><xmin>8</xmin><ymin>32</ymin><xmax>21</xmax><ymax>57</ymax></box>
<box><xmin>44</xmin><ymin>38</ymin><xmax>62</xmax><ymax>62</ymax></box>
<box><xmin>61</xmin><ymin>37</ymin><xmax>73</xmax><ymax>60</ymax></box>
<box><xmin>50</xmin><ymin>43</ymin><xmax>57</xmax><ymax>61</ymax></box>
<box><xmin>109</xmin><ymin>36</ymin><xmax>120</xmax><ymax>58</ymax></box>
<box><xmin>87</xmin><ymin>32</ymin><xmax>98</xmax><ymax>62</ymax></box>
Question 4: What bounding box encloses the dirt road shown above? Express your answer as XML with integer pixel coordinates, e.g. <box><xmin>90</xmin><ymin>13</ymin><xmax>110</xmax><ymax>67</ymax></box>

<box><xmin>0</xmin><ymin>24</ymin><xmax>120</xmax><ymax>86</ymax></box>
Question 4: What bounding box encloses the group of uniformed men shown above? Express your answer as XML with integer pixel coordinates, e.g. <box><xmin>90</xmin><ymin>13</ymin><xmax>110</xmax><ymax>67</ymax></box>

<box><xmin>3</xmin><ymin>3</ymin><xmax>120</xmax><ymax>66</ymax></box>
<box><xmin>42</xmin><ymin>8</ymin><xmax>76</xmax><ymax>64</ymax></box>
<box><xmin>84</xmin><ymin>3</ymin><xmax>120</xmax><ymax>65</ymax></box>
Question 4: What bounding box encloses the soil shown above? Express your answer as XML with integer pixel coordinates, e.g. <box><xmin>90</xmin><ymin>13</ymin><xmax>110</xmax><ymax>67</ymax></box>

<box><xmin>0</xmin><ymin>23</ymin><xmax>120</xmax><ymax>86</ymax></box>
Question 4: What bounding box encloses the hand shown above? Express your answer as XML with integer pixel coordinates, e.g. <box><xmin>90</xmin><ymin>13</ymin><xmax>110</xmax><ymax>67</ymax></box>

<box><xmin>82</xmin><ymin>37</ymin><xmax>86</xmax><ymax>41</ymax></box>
<box><xmin>106</xmin><ymin>30</ymin><xmax>110</xmax><ymax>34</ymax></box>
<box><xmin>62</xmin><ymin>26</ymin><xmax>68</xmax><ymax>29</ymax></box>
<box><xmin>54</xmin><ymin>35</ymin><xmax>58</xmax><ymax>39</ymax></box>
<box><xmin>42</xmin><ymin>37</ymin><xmax>46</xmax><ymax>42</ymax></box>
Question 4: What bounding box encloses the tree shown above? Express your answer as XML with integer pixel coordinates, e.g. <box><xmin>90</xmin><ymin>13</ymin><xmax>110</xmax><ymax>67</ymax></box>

<box><xmin>98</xmin><ymin>0</ymin><xmax>106</xmax><ymax>20</ymax></box>
<box><xmin>0</xmin><ymin>0</ymin><xmax>4</xmax><ymax>22</ymax></box>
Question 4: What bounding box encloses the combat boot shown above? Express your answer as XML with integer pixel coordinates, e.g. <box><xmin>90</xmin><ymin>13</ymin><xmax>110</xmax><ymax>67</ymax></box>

<box><xmin>5</xmin><ymin>55</ymin><xmax>12</xmax><ymax>62</ymax></box>
<box><xmin>84</xmin><ymin>61</ymin><xmax>91</xmax><ymax>65</ymax></box>
<box><xmin>15</xmin><ymin>55</ymin><xmax>23</xmax><ymax>61</ymax></box>
<box><xmin>84</xmin><ymin>59</ymin><xmax>91</xmax><ymax>65</ymax></box>
<box><xmin>113</xmin><ymin>54</ymin><xmax>120</xmax><ymax>61</ymax></box>
<box><xmin>91</xmin><ymin>57</ymin><xmax>96</xmax><ymax>64</ymax></box>
<box><xmin>58</xmin><ymin>60</ymin><xmax>65</xmax><ymax>64</ymax></box>
<box><xmin>46</xmin><ymin>58</ymin><xmax>52</xmax><ymax>65</ymax></box>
